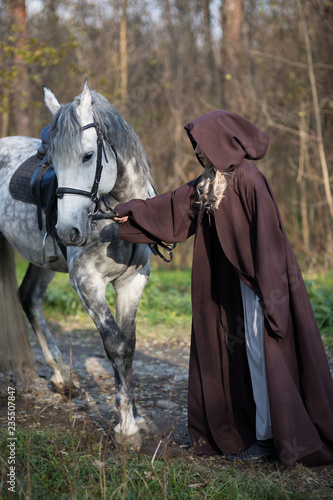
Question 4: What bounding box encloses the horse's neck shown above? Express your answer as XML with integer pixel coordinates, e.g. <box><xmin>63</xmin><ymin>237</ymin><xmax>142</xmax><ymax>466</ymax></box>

<box><xmin>108</xmin><ymin>155</ymin><xmax>151</xmax><ymax>205</ymax></box>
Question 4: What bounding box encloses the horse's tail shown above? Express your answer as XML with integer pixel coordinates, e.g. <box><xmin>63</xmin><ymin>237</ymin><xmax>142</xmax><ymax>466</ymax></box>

<box><xmin>0</xmin><ymin>239</ymin><xmax>34</xmax><ymax>380</ymax></box>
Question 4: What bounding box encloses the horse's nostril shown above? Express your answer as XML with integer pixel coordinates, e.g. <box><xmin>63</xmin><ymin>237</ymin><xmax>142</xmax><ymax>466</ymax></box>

<box><xmin>71</xmin><ymin>227</ymin><xmax>79</xmax><ymax>238</ymax></box>
<box><xmin>56</xmin><ymin>225</ymin><xmax>85</xmax><ymax>246</ymax></box>
<box><xmin>68</xmin><ymin>227</ymin><xmax>83</xmax><ymax>244</ymax></box>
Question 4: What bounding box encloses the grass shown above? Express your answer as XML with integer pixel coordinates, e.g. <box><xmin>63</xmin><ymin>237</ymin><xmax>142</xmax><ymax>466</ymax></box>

<box><xmin>14</xmin><ymin>254</ymin><xmax>333</xmax><ymax>349</ymax></box>
<box><xmin>14</xmin><ymin>255</ymin><xmax>192</xmax><ymax>342</ymax></box>
<box><xmin>304</xmin><ymin>272</ymin><xmax>333</xmax><ymax>351</ymax></box>
<box><xmin>0</xmin><ymin>427</ymin><xmax>332</xmax><ymax>499</ymax></box>
<box><xmin>2</xmin><ymin>255</ymin><xmax>332</xmax><ymax>499</ymax></box>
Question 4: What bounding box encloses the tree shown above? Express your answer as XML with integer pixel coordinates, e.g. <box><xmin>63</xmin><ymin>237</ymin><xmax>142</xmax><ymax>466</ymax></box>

<box><xmin>120</xmin><ymin>0</ymin><xmax>129</xmax><ymax>105</ymax></box>
<box><xmin>8</xmin><ymin>0</ymin><xmax>30</xmax><ymax>135</ymax></box>
<box><xmin>1</xmin><ymin>0</ymin><xmax>331</xmax><ymax>265</ymax></box>
<box><xmin>295</xmin><ymin>0</ymin><xmax>333</xmax><ymax>219</ymax></box>
<box><xmin>220</xmin><ymin>0</ymin><xmax>244</xmax><ymax>112</ymax></box>
<box><xmin>0</xmin><ymin>0</ymin><xmax>77</xmax><ymax>137</ymax></box>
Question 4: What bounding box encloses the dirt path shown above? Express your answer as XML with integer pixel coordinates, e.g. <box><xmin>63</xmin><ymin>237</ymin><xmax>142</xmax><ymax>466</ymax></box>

<box><xmin>0</xmin><ymin>322</ymin><xmax>192</xmax><ymax>456</ymax></box>
<box><xmin>1</xmin><ymin>320</ymin><xmax>333</xmax><ymax>479</ymax></box>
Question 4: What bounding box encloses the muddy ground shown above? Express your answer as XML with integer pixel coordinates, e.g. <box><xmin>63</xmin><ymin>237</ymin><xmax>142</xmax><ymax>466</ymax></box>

<box><xmin>1</xmin><ymin>320</ymin><xmax>333</xmax><ymax>492</ymax></box>
<box><xmin>1</xmin><ymin>321</ymin><xmax>192</xmax><ymax>455</ymax></box>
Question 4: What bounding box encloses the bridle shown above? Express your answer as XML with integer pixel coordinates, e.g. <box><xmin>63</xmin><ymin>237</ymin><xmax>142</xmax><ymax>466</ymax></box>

<box><xmin>56</xmin><ymin>121</ymin><xmax>116</xmax><ymax>218</ymax></box>
<box><xmin>55</xmin><ymin>120</ymin><xmax>176</xmax><ymax>263</ymax></box>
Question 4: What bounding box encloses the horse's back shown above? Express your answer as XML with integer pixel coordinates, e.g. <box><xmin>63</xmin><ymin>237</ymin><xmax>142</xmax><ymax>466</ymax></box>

<box><xmin>0</xmin><ymin>135</ymin><xmax>60</xmax><ymax>269</ymax></box>
<box><xmin>0</xmin><ymin>136</ymin><xmax>41</xmax><ymax>202</ymax></box>
<box><xmin>0</xmin><ymin>136</ymin><xmax>41</xmax><ymax>173</ymax></box>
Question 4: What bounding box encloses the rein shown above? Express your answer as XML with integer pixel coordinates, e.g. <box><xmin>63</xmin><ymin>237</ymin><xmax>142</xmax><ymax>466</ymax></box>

<box><xmin>148</xmin><ymin>241</ymin><xmax>176</xmax><ymax>263</ymax></box>
<box><xmin>91</xmin><ymin>208</ymin><xmax>177</xmax><ymax>263</ymax></box>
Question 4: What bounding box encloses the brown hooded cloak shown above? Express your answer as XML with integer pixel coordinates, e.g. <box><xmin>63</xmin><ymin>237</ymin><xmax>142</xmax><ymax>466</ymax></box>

<box><xmin>115</xmin><ymin>110</ymin><xmax>333</xmax><ymax>467</ymax></box>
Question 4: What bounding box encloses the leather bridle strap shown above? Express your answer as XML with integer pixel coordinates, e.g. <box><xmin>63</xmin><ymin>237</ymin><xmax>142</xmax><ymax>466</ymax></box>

<box><xmin>56</xmin><ymin>187</ymin><xmax>94</xmax><ymax>198</ymax></box>
<box><xmin>56</xmin><ymin>121</ymin><xmax>114</xmax><ymax>215</ymax></box>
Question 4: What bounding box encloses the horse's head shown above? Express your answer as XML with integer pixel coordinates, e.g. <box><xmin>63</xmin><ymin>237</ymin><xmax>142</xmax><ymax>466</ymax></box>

<box><xmin>44</xmin><ymin>79</ymin><xmax>118</xmax><ymax>246</ymax></box>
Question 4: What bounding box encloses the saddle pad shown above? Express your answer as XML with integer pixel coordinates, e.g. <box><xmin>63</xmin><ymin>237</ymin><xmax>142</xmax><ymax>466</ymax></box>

<box><xmin>9</xmin><ymin>154</ymin><xmax>41</xmax><ymax>205</ymax></box>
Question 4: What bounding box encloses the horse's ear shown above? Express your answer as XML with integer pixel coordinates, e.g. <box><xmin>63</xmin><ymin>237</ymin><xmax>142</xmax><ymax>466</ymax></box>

<box><xmin>43</xmin><ymin>86</ymin><xmax>61</xmax><ymax>115</ymax></box>
<box><xmin>76</xmin><ymin>78</ymin><xmax>93</xmax><ymax>125</ymax></box>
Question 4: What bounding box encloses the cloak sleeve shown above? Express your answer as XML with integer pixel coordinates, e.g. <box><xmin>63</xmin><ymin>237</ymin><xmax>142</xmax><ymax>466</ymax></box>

<box><xmin>115</xmin><ymin>178</ymin><xmax>199</xmax><ymax>245</ymax></box>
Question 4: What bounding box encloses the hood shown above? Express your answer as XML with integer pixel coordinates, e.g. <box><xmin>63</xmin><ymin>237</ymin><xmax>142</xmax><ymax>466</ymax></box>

<box><xmin>184</xmin><ymin>110</ymin><xmax>269</xmax><ymax>172</ymax></box>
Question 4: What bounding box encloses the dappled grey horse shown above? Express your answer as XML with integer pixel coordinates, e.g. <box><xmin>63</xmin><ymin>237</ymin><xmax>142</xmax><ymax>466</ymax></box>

<box><xmin>0</xmin><ymin>80</ymin><xmax>154</xmax><ymax>438</ymax></box>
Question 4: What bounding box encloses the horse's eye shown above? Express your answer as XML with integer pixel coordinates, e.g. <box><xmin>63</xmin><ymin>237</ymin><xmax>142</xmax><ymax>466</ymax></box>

<box><xmin>83</xmin><ymin>152</ymin><xmax>93</xmax><ymax>163</ymax></box>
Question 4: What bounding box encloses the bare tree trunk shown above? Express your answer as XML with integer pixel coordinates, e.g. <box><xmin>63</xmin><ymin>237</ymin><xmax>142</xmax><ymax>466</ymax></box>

<box><xmin>120</xmin><ymin>0</ymin><xmax>128</xmax><ymax>105</ymax></box>
<box><xmin>295</xmin><ymin>0</ymin><xmax>333</xmax><ymax>219</ymax></box>
<box><xmin>297</xmin><ymin>101</ymin><xmax>310</xmax><ymax>251</ymax></box>
<box><xmin>1</xmin><ymin>94</ymin><xmax>10</xmax><ymax>138</ymax></box>
<box><xmin>220</xmin><ymin>0</ymin><xmax>243</xmax><ymax>111</ymax></box>
<box><xmin>9</xmin><ymin>0</ymin><xmax>31</xmax><ymax>135</ymax></box>
<box><xmin>202</xmin><ymin>0</ymin><xmax>216</xmax><ymax>94</ymax></box>
<box><xmin>1</xmin><ymin>2</ymin><xmax>11</xmax><ymax>137</ymax></box>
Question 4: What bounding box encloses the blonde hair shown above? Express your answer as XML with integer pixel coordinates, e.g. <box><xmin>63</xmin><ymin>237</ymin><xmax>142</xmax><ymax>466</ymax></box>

<box><xmin>196</xmin><ymin>165</ymin><xmax>227</xmax><ymax>210</ymax></box>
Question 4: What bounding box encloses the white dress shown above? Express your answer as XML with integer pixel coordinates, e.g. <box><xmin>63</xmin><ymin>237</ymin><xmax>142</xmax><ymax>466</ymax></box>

<box><xmin>240</xmin><ymin>280</ymin><xmax>272</xmax><ymax>441</ymax></box>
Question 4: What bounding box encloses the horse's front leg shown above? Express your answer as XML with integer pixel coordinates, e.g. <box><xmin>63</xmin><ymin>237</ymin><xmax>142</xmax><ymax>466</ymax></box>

<box><xmin>71</xmin><ymin>270</ymin><xmax>141</xmax><ymax>437</ymax></box>
<box><xmin>114</xmin><ymin>268</ymin><xmax>150</xmax><ymax>430</ymax></box>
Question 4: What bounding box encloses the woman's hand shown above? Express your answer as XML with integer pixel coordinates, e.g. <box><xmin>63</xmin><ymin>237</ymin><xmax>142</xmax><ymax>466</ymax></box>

<box><xmin>113</xmin><ymin>215</ymin><xmax>128</xmax><ymax>223</ymax></box>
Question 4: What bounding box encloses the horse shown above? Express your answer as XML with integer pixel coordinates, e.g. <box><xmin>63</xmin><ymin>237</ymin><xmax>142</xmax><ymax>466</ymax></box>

<box><xmin>0</xmin><ymin>79</ymin><xmax>154</xmax><ymax>439</ymax></box>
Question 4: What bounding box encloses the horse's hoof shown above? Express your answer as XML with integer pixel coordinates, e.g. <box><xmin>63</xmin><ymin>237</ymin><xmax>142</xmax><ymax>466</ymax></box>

<box><xmin>139</xmin><ymin>420</ymin><xmax>160</xmax><ymax>436</ymax></box>
<box><xmin>134</xmin><ymin>412</ymin><xmax>160</xmax><ymax>435</ymax></box>
<box><xmin>135</xmin><ymin>415</ymin><xmax>146</xmax><ymax>425</ymax></box>
<box><xmin>135</xmin><ymin>414</ymin><xmax>148</xmax><ymax>430</ymax></box>
<box><xmin>114</xmin><ymin>430</ymin><xmax>142</xmax><ymax>450</ymax></box>
<box><xmin>136</xmin><ymin>420</ymin><xmax>149</xmax><ymax>431</ymax></box>
<box><xmin>50</xmin><ymin>375</ymin><xmax>79</xmax><ymax>397</ymax></box>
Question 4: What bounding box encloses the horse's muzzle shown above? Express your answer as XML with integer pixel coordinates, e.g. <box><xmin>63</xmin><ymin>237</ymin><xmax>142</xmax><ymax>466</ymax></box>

<box><xmin>56</xmin><ymin>226</ymin><xmax>87</xmax><ymax>247</ymax></box>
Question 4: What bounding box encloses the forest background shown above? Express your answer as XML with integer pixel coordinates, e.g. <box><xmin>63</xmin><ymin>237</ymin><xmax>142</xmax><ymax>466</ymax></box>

<box><xmin>1</xmin><ymin>0</ymin><xmax>332</xmax><ymax>269</ymax></box>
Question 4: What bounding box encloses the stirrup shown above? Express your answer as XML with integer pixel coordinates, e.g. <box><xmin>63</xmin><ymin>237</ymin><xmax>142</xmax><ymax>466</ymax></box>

<box><xmin>42</xmin><ymin>232</ymin><xmax>58</xmax><ymax>263</ymax></box>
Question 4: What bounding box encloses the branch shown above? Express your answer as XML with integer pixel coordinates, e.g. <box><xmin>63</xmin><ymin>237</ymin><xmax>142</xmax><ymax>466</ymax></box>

<box><xmin>295</xmin><ymin>0</ymin><xmax>333</xmax><ymax>217</ymax></box>
<box><xmin>261</xmin><ymin>103</ymin><xmax>316</xmax><ymax>140</ymax></box>
<box><xmin>249</xmin><ymin>49</ymin><xmax>333</xmax><ymax>71</ymax></box>
<box><xmin>248</xmin><ymin>49</ymin><xmax>307</xmax><ymax>69</ymax></box>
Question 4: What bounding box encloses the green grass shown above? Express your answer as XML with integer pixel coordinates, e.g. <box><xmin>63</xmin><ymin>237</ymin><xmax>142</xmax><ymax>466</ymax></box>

<box><xmin>14</xmin><ymin>255</ymin><xmax>192</xmax><ymax>340</ymax></box>
<box><xmin>14</xmin><ymin>254</ymin><xmax>333</xmax><ymax>349</ymax></box>
<box><xmin>136</xmin><ymin>269</ymin><xmax>191</xmax><ymax>327</ymax></box>
<box><xmin>0</xmin><ymin>427</ymin><xmax>331</xmax><ymax>499</ymax></box>
<box><xmin>4</xmin><ymin>256</ymin><xmax>332</xmax><ymax>499</ymax></box>
<box><xmin>304</xmin><ymin>272</ymin><xmax>333</xmax><ymax>351</ymax></box>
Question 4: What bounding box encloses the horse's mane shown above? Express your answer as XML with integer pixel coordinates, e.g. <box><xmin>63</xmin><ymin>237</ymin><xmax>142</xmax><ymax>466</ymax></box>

<box><xmin>47</xmin><ymin>90</ymin><xmax>152</xmax><ymax>182</ymax></box>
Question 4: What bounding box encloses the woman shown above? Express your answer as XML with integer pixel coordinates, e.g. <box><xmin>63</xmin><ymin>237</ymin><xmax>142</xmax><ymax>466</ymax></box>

<box><xmin>114</xmin><ymin>110</ymin><xmax>333</xmax><ymax>467</ymax></box>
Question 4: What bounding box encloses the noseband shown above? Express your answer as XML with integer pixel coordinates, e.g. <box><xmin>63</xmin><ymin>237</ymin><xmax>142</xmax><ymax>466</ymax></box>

<box><xmin>56</xmin><ymin>121</ymin><xmax>116</xmax><ymax>216</ymax></box>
